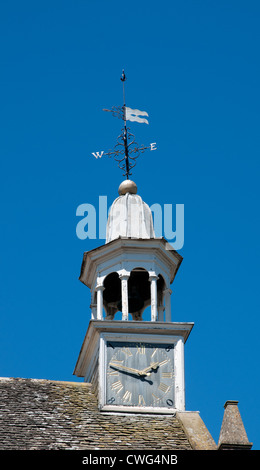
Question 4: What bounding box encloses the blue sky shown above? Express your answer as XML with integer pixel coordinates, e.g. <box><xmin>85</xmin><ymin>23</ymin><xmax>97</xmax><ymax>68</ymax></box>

<box><xmin>0</xmin><ymin>0</ymin><xmax>259</xmax><ymax>449</ymax></box>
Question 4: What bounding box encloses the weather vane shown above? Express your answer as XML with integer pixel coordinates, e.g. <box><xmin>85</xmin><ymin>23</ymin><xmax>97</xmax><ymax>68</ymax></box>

<box><xmin>91</xmin><ymin>70</ymin><xmax>157</xmax><ymax>179</ymax></box>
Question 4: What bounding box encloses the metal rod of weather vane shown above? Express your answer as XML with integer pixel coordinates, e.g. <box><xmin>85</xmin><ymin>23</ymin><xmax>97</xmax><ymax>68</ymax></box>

<box><xmin>124</xmin><ymin>131</ymin><xmax>129</xmax><ymax>179</ymax></box>
<box><xmin>121</xmin><ymin>70</ymin><xmax>129</xmax><ymax>179</ymax></box>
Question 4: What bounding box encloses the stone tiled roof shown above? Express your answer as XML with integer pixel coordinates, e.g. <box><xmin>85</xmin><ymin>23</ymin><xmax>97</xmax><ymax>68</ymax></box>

<box><xmin>0</xmin><ymin>377</ymin><xmax>195</xmax><ymax>450</ymax></box>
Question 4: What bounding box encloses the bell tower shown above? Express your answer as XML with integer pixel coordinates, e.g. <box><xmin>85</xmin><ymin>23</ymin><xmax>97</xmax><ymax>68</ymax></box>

<box><xmin>74</xmin><ymin>70</ymin><xmax>193</xmax><ymax>413</ymax></box>
<box><xmin>74</xmin><ymin>179</ymin><xmax>193</xmax><ymax>413</ymax></box>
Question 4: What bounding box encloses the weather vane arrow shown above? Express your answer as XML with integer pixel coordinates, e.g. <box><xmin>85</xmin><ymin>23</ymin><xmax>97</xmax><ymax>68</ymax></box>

<box><xmin>91</xmin><ymin>70</ymin><xmax>157</xmax><ymax>179</ymax></box>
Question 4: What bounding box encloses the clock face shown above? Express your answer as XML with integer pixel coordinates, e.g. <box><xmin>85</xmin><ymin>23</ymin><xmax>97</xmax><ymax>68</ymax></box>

<box><xmin>106</xmin><ymin>341</ymin><xmax>175</xmax><ymax>409</ymax></box>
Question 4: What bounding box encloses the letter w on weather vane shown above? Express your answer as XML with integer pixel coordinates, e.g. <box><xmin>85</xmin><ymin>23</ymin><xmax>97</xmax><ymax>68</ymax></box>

<box><xmin>91</xmin><ymin>70</ymin><xmax>157</xmax><ymax>179</ymax></box>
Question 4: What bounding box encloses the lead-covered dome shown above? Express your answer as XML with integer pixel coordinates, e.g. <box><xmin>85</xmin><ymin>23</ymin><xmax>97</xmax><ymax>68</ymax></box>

<box><xmin>106</xmin><ymin>180</ymin><xmax>155</xmax><ymax>243</ymax></box>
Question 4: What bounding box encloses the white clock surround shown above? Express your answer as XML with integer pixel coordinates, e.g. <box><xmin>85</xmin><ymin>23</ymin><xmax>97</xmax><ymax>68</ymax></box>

<box><xmin>74</xmin><ymin>320</ymin><xmax>193</xmax><ymax>414</ymax></box>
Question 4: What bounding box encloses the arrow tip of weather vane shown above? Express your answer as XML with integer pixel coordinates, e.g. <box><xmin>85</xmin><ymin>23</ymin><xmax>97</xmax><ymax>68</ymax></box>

<box><xmin>121</xmin><ymin>69</ymin><xmax>126</xmax><ymax>82</ymax></box>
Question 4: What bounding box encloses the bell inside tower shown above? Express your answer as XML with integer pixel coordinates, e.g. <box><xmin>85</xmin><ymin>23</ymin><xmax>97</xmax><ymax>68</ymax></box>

<box><xmin>103</xmin><ymin>272</ymin><xmax>121</xmax><ymax>320</ymax></box>
<box><xmin>127</xmin><ymin>269</ymin><xmax>149</xmax><ymax>318</ymax></box>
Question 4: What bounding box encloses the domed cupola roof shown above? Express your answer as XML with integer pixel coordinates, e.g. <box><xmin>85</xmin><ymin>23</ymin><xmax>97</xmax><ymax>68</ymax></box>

<box><xmin>106</xmin><ymin>180</ymin><xmax>155</xmax><ymax>243</ymax></box>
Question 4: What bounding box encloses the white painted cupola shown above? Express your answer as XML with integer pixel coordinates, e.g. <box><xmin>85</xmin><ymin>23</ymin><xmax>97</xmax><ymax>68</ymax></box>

<box><xmin>79</xmin><ymin>179</ymin><xmax>183</xmax><ymax>322</ymax></box>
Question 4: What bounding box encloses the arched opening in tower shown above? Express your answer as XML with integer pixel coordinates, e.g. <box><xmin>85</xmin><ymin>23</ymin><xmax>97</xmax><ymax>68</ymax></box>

<box><xmin>103</xmin><ymin>269</ymin><xmax>166</xmax><ymax>321</ymax></box>
<box><xmin>103</xmin><ymin>272</ymin><xmax>121</xmax><ymax>320</ymax></box>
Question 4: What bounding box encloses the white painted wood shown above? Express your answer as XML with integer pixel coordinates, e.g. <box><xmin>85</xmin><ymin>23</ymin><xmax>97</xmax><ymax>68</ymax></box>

<box><xmin>99</xmin><ymin>334</ymin><xmax>106</xmax><ymax>408</ymax></box>
<box><xmin>90</xmin><ymin>303</ymin><xmax>97</xmax><ymax>320</ymax></box>
<box><xmin>149</xmin><ymin>275</ymin><xmax>158</xmax><ymax>321</ymax></box>
<box><xmin>96</xmin><ymin>285</ymin><xmax>105</xmax><ymax>320</ymax></box>
<box><xmin>158</xmin><ymin>305</ymin><xmax>165</xmax><ymax>322</ymax></box>
<box><xmin>73</xmin><ymin>320</ymin><xmax>194</xmax><ymax>379</ymax></box>
<box><xmin>164</xmin><ymin>288</ymin><xmax>172</xmax><ymax>322</ymax></box>
<box><xmin>106</xmin><ymin>193</ymin><xmax>154</xmax><ymax>243</ymax></box>
<box><xmin>174</xmin><ymin>337</ymin><xmax>185</xmax><ymax>411</ymax></box>
<box><xmin>79</xmin><ymin>237</ymin><xmax>183</xmax><ymax>324</ymax></box>
<box><xmin>100</xmin><ymin>405</ymin><xmax>176</xmax><ymax>414</ymax></box>
<box><xmin>79</xmin><ymin>238</ymin><xmax>182</xmax><ymax>291</ymax></box>
<box><xmin>119</xmin><ymin>274</ymin><xmax>130</xmax><ymax>321</ymax></box>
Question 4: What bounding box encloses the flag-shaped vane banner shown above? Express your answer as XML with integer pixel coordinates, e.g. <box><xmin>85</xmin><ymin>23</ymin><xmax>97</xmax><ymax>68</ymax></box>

<box><xmin>125</xmin><ymin>107</ymin><xmax>149</xmax><ymax>124</ymax></box>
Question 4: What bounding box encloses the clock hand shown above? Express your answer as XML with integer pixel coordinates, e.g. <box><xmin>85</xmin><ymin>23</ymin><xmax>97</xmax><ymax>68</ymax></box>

<box><xmin>140</xmin><ymin>362</ymin><xmax>160</xmax><ymax>375</ymax></box>
<box><xmin>109</xmin><ymin>362</ymin><xmax>145</xmax><ymax>376</ymax></box>
<box><xmin>109</xmin><ymin>363</ymin><xmax>154</xmax><ymax>384</ymax></box>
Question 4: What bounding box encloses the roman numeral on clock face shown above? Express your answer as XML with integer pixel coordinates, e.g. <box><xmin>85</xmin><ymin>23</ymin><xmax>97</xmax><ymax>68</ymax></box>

<box><xmin>111</xmin><ymin>380</ymin><xmax>123</xmax><ymax>393</ymax></box>
<box><xmin>121</xmin><ymin>347</ymin><xmax>133</xmax><ymax>357</ymax></box>
<box><xmin>122</xmin><ymin>390</ymin><xmax>132</xmax><ymax>403</ymax></box>
<box><xmin>107</xmin><ymin>370</ymin><xmax>119</xmax><ymax>376</ymax></box>
<box><xmin>151</xmin><ymin>348</ymin><xmax>158</xmax><ymax>358</ymax></box>
<box><xmin>158</xmin><ymin>382</ymin><xmax>171</xmax><ymax>393</ymax></box>
<box><xmin>162</xmin><ymin>371</ymin><xmax>173</xmax><ymax>378</ymax></box>
<box><xmin>152</xmin><ymin>393</ymin><xmax>160</xmax><ymax>402</ymax></box>
<box><xmin>136</xmin><ymin>344</ymin><xmax>145</xmax><ymax>354</ymax></box>
<box><xmin>138</xmin><ymin>394</ymin><xmax>146</xmax><ymax>406</ymax></box>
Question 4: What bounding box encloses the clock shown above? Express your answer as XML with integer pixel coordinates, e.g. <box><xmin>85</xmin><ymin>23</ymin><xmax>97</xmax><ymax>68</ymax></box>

<box><xmin>105</xmin><ymin>340</ymin><xmax>175</xmax><ymax>409</ymax></box>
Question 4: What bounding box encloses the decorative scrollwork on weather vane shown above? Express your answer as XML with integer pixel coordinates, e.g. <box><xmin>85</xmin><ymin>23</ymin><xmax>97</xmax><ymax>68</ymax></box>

<box><xmin>91</xmin><ymin>70</ymin><xmax>157</xmax><ymax>179</ymax></box>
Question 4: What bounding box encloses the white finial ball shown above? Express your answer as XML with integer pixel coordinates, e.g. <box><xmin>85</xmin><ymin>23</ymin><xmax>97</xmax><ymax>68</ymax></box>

<box><xmin>118</xmin><ymin>180</ymin><xmax>138</xmax><ymax>195</ymax></box>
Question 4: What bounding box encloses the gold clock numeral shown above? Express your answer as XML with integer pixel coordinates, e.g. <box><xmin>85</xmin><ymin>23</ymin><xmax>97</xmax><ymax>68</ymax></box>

<box><xmin>151</xmin><ymin>348</ymin><xmax>158</xmax><ymax>358</ymax></box>
<box><xmin>121</xmin><ymin>347</ymin><xmax>133</xmax><ymax>357</ymax></box>
<box><xmin>162</xmin><ymin>371</ymin><xmax>173</xmax><ymax>378</ymax></box>
<box><xmin>136</xmin><ymin>344</ymin><xmax>145</xmax><ymax>355</ymax></box>
<box><xmin>111</xmin><ymin>380</ymin><xmax>123</xmax><ymax>393</ymax></box>
<box><xmin>158</xmin><ymin>382</ymin><xmax>171</xmax><ymax>393</ymax></box>
<box><xmin>152</xmin><ymin>393</ymin><xmax>160</xmax><ymax>402</ymax></box>
<box><xmin>122</xmin><ymin>390</ymin><xmax>132</xmax><ymax>403</ymax></box>
<box><xmin>138</xmin><ymin>394</ymin><xmax>146</xmax><ymax>406</ymax></box>
<box><xmin>107</xmin><ymin>370</ymin><xmax>119</xmax><ymax>376</ymax></box>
